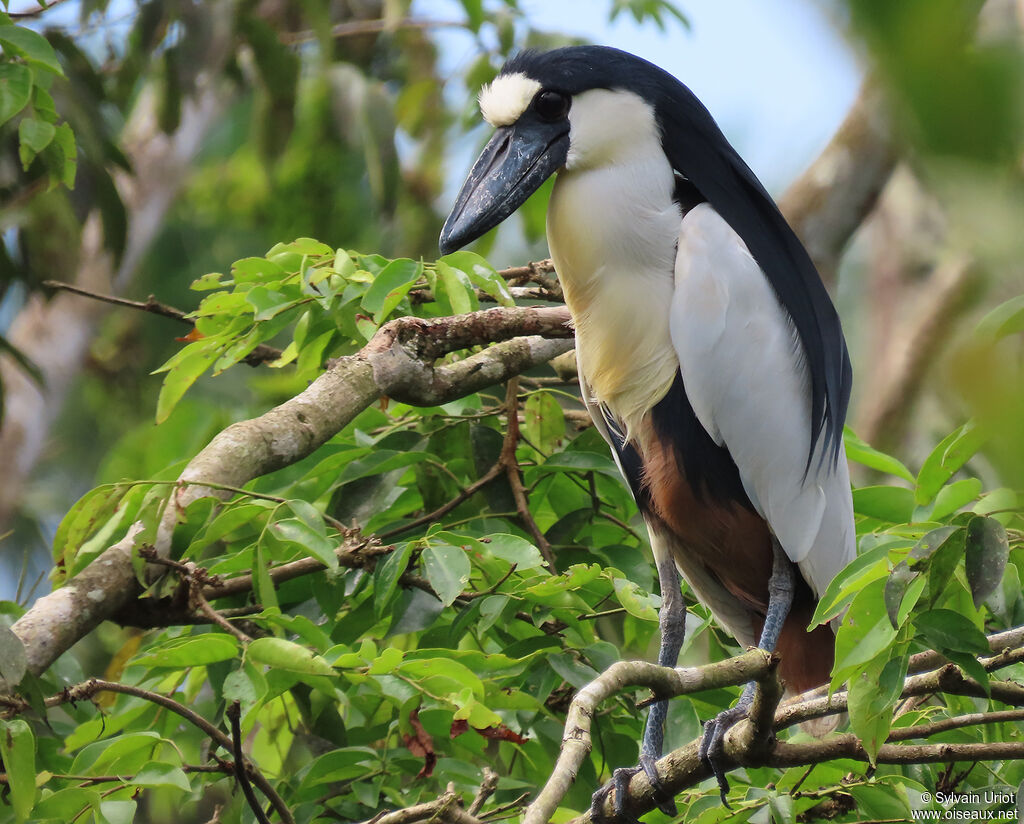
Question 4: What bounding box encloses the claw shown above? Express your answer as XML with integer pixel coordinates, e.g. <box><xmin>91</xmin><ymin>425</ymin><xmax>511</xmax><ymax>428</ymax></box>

<box><xmin>590</xmin><ymin>758</ymin><xmax>675</xmax><ymax>823</ymax></box>
<box><xmin>698</xmin><ymin>702</ymin><xmax>750</xmax><ymax>807</ymax></box>
<box><xmin>591</xmin><ymin>766</ymin><xmax>640</xmax><ymax>824</ymax></box>
<box><xmin>639</xmin><ymin>753</ymin><xmax>678</xmax><ymax>816</ymax></box>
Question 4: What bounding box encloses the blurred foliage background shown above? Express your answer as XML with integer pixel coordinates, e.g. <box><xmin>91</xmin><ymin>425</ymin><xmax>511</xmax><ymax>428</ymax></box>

<box><xmin>2</xmin><ymin>0</ymin><xmax>1018</xmax><ymax>599</ymax></box>
<box><xmin>0</xmin><ymin>0</ymin><xmax>1023</xmax><ymax>822</ymax></box>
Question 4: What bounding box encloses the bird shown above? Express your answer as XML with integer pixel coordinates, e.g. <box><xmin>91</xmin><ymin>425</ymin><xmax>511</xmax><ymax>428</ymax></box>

<box><xmin>439</xmin><ymin>45</ymin><xmax>856</xmax><ymax>816</ymax></box>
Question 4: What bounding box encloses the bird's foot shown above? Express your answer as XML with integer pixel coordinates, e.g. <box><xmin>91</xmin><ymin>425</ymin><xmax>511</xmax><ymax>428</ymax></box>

<box><xmin>697</xmin><ymin>701</ymin><xmax>751</xmax><ymax>808</ymax></box>
<box><xmin>591</xmin><ymin>754</ymin><xmax>677</xmax><ymax>823</ymax></box>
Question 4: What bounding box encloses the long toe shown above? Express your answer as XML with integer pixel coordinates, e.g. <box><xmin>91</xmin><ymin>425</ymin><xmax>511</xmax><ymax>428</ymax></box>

<box><xmin>591</xmin><ymin>766</ymin><xmax>642</xmax><ymax>824</ymax></box>
<box><xmin>698</xmin><ymin>705</ymin><xmax>749</xmax><ymax>807</ymax></box>
<box><xmin>638</xmin><ymin>753</ymin><xmax>677</xmax><ymax>816</ymax></box>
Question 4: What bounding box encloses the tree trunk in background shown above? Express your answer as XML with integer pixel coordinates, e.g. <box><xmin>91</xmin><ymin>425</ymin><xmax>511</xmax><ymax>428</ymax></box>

<box><xmin>0</xmin><ymin>27</ymin><xmax>234</xmax><ymax>534</ymax></box>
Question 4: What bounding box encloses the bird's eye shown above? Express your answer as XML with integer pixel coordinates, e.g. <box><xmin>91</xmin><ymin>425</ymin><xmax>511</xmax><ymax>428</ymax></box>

<box><xmin>533</xmin><ymin>90</ymin><xmax>570</xmax><ymax>121</ymax></box>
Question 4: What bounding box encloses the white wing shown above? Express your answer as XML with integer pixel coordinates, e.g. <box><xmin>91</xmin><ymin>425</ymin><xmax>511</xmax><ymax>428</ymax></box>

<box><xmin>669</xmin><ymin>203</ymin><xmax>855</xmax><ymax>598</ymax></box>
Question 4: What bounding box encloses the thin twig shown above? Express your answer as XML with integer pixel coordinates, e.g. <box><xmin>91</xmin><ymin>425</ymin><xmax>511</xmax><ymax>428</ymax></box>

<box><xmin>887</xmin><ymin>708</ymin><xmax>1024</xmax><ymax>742</ymax></box>
<box><xmin>42</xmin><ymin>280</ymin><xmax>284</xmax><ymax>365</ymax></box>
<box><xmin>228</xmin><ymin>701</ymin><xmax>274</xmax><ymax>824</ymax></box>
<box><xmin>500</xmin><ymin>378</ymin><xmax>557</xmax><ymax>572</ymax></box>
<box><xmin>8</xmin><ymin>0</ymin><xmax>71</xmax><ymax>18</ymax></box>
<box><xmin>43</xmin><ymin>280</ymin><xmax>189</xmax><ymax>322</ymax></box>
<box><xmin>0</xmin><ymin>679</ymin><xmax>295</xmax><ymax>824</ymax></box>
<box><xmin>478</xmin><ymin>793</ymin><xmax>531</xmax><ymax>820</ymax></box>
<box><xmin>468</xmin><ymin>768</ymin><xmax>500</xmax><ymax>816</ymax></box>
<box><xmin>136</xmin><ymin>548</ymin><xmax>253</xmax><ymax>643</ymax></box>
<box><xmin>378</xmin><ymin>461</ymin><xmax>505</xmax><ymax>540</ymax></box>
<box><xmin>280</xmin><ymin>17</ymin><xmax>466</xmax><ymax>45</ymax></box>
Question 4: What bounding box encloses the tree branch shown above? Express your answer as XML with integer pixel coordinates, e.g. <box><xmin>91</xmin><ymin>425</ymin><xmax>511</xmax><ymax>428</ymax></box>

<box><xmin>524</xmin><ymin>628</ymin><xmax>1024</xmax><ymax>824</ymax></box>
<box><xmin>8</xmin><ymin>307</ymin><xmax>571</xmax><ymax>680</ymax></box>
<box><xmin>40</xmin><ymin>280</ymin><xmax>285</xmax><ymax>366</ymax></box>
<box><xmin>0</xmin><ymin>677</ymin><xmax>294</xmax><ymax>824</ymax></box>
<box><xmin>228</xmin><ymin>701</ymin><xmax>275</xmax><ymax>824</ymax></box>
<box><xmin>526</xmin><ymin>650</ymin><xmax>773</xmax><ymax>824</ymax></box>
<box><xmin>500</xmin><ymin>378</ymin><xmax>557</xmax><ymax>571</ymax></box>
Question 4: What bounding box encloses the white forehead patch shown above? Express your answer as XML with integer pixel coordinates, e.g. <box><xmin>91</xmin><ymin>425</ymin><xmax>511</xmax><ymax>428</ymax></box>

<box><xmin>479</xmin><ymin>72</ymin><xmax>542</xmax><ymax>127</ymax></box>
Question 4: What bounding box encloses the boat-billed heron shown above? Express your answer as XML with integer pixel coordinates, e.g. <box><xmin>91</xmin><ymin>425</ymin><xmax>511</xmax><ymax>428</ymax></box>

<box><xmin>440</xmin><ymin>45</ymin><xmax>855</xmax><ymax>816</ymax></box>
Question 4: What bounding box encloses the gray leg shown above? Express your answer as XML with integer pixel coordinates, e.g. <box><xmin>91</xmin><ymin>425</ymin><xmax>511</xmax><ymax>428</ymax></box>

<box><xmin>592</xmin><ymin>556</ymin><xmax>685</xmax><ymax>821</ymax></box>
<box><xmin>699</xmin><ymin>539</ymin><xmax>794</xmax><ymax>805</ymax></box>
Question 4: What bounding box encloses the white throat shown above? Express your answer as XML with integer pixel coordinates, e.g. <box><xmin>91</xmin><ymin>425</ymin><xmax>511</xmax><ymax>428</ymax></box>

<box><xmin>546</xmin><ymin>89</ymin><xmax>681</xmax><ymax>440</ymax></box>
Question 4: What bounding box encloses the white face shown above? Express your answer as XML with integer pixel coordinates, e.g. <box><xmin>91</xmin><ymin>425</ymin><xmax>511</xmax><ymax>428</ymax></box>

<box><xmin>563</xmin><ymin>88</ymin><xmax>660</xmax><ymax>171</ymax></box>
<box><xmin>478</xmin><ymin>75</ymin><xmax>661</xmax><ymax>172</ymax></box>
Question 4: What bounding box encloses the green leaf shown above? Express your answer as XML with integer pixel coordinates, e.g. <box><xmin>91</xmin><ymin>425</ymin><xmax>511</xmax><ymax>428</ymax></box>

<box><xmin>133</xmin><ymin>762</ymin><xmax>191</xmax><ymax>792</ymax></box>
<box><xmin>99</xmin><ymin>800</ymin><xmax>138</xmax><ymax>824</ymax></box>
<box><xmin>368</xmin><ymin>646</ymin><xmax>403</xmax><ymax>674</ymax></box>
<box><xmin>523</xmin><ymin>391</ymin><xmax>566</xmax><ymax>455</ymax></box>
<box><xmin>442</xmin><ymin>251</ymin><xmax>514</xmax><ymax>306</ymax></box>
<box><xmin>338</xmin><ymin>450</ymin><xmax>430</xmax><ymax>483</ymax></box>
<box><xmin>914</xmin><ymin>609</ymin><xmax>991</xmax><ymax>656</ymax></box>
<box><xmin>223</xmin><ymin>666</ymin><xmax>264</xmax><ymax>714</ymax></box>
<box><xmin>477</xmin><ymin>594</ymin><xmax>509</xmax><ymax>633</ymax></box>
<box><xmin>976</xmin><ymin>294</ymin><xmax>1024</xmax><ymax>341</ymax></box>
<box><xmin>374</xmin><ymin>542</ymin><xmax>414</xmax><ymax>618</ymax></box>
<box><xmin>245</xmin><ymin>285</ymin><xmax>296</xmax><ymax>321</ymax></box>
<box><xmin>361</xmin><ymin>258</ymin><xmax>421</xmax><ymax>323</ymax></box>
<box><xmin>189</xmin><ymin>502</ymin><xmax>271</xmax><ymax>553</ymax></box>
<box><xmin>483</xmin><ymin>533</ymin><xmax>544</xmax><ymax>569</ymax></box>
<box><xmin>0</xmin><ymin>24</ymin><xmax>63</xmax><ymax>74</ymax></box>
<box><xmin>547</xmin><ymin>652</ymin><xmax>600</xmax><ymax>689</ymax></box>
<box><xmin>832</xmin><ymin>577</ymin><xmax>898</xmax><ymax>686</ymax></box>
<box><xmin>848</xmin><ymin>783</ymin><xmax>912</xmax><ymax>822</ymax></box>
<box><xmin>848</xmin><ymin>653</ymin><xmax>907</xmax><ymax>764</ymax></box>
<box><xmin>945</xmin><ymin>650</ymin><xmax>990</xmax><ymax>691</ymax></box>
<box><xmin>398</xmin><ymin>656</ymin><xmax>484</xmax><ymax>697</ymax></box>
<box><xmin>231</xmin><ymin>256</ymin><xmax>286</xmax><ymax>283</ymax></box>
<box><xmin>0</xmin><ymin>719</ymin><xmax>36</xmax><ymax>820</ymax></box>
<box><xmin>299</xmin><ymin>747</ymin><xmax>379</xmax><ymax>789</ymax></box>
<box><xmin>525</xmin><ymin>563</ymin><xmax>602</xmax><ymax>598</ymax></box>
<box><xmin>811</xmin><ymin>542</ymin><xmax>896</xmax><ymax>626</ymax></box>
<box><xmin>884</xmin><ymin>562</ymin><xmax>918</xmax><ymax>630</ymax></box>
<box><xmin>247</xmin><ymin>637</ymin><xmax>336</xmax><ymax>676</ymax></box>
<box><xmin>612</xmin><ymin>577</ymin><xmax>658</xmax><ymax>621</ymax></box>
<box><xmin>52</xmin><ymin>121</ymin><xmax>75</xmax><ymax>186</ymax></box>
<box><xmin>30</xmin><ymin>787</ymin><xmax>101</xmax><ymax>821</ymax></box>
<box><xmin>915</xmin><ymin>422</ymin><xmax>987</xmax><ymax>505</ymax></box>
<box><xmin>134</xmin><ymin>634</ymin><xmax>239</xmax><ymax>668</ymax></box>
<box><xmin>0</xmin><ymin>62</ymin><xmax>32</xmax><ymax>126</ymax></box>
<box><xmin>270</xmin><ymin>518</ymin><xmax>339</xmax><ymax>571</ymax></box>
<box><xmin>154</xmin><ymin>340</ymin><xmax>223</xmax><ymax>423</ymax></box>
<box><xmin>539</xmin><ymin>450</ymin><xmax>620</xmax><ymax>477</ymax></box>
<box><xmin>18</xmin><ymin>116</ymin><xmax>54</xmax><ymax>168</ymax></box>
<box><xmin>422</xmin><ymin>543</ymin><xmax>470</xmax><ymax>606</ymax></box>
<box><xmin>852</xmin><ymin>485</ymin><xmax>915</xmax><ymax>522</ymax></box>
<box><xmin>436</xmin><ymin>259</ymin><xmax>478</xmax><ymax>316</ymax></box>
<box><xmin>843</xmin><ymin>427</ymin><xmax>915</xmax><ymax>482</ymax></box>
<box><xmin>72</xmin><ymin>731</ymin><xmax>164</xmax><ymax>775</ymax></box>
<box><xmin>52</xmin><ymin>483</ymin><xmax>131</xmax><ymax>576</ymax></box>
<box><xmin>928</xmin><ymin>477</ymin><xmax>982</xmax><ymax>521</ymax></box>
<box><xmin>964</xmin><ymin>516</ymin><xmax>1009</xmax><ymax>609</ymax></box>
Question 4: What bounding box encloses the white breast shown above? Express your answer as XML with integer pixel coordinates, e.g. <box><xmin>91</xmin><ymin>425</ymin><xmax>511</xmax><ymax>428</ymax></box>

<box><xmin>546</xmin><ymin>89</ymin><xmax>683</xmax><ymax>440</ymax></box>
